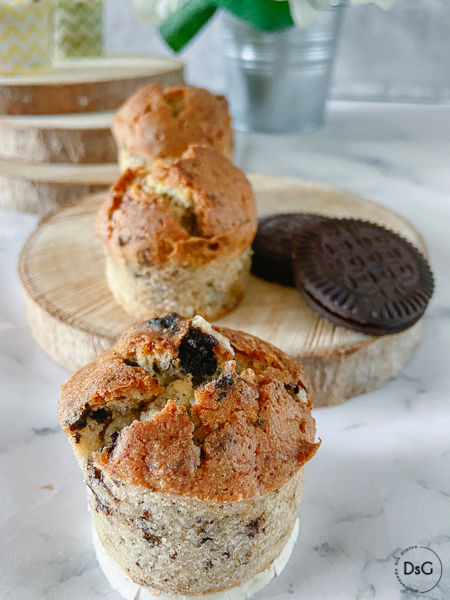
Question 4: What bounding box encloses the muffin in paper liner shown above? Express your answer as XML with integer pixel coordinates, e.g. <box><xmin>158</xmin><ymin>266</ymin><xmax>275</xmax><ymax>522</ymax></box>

<box><xmin>58</xmin><ymin>314</ymin><xmax>319</xmax><ymax>598</ymax></box>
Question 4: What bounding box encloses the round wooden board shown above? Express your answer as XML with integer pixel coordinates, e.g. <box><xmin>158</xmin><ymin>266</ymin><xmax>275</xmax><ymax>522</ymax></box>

<box><xmin>0</xmin><ymin>111</ymin><xmax>116</xmax><ymax>163</ymax></box>
<box><xmin>18</xmin><ymin>175</ymin><xmax>426</xmax><ymax>406</ymax></box>
<box><xmin>0</xmin><ymin>54</ymin><xmax>184</xmax><ymax>115</ymax></box>
<box><xmin>0</xmin><ymin>159</ymin><xmax>118</xmax><ymax>214</ymax></box>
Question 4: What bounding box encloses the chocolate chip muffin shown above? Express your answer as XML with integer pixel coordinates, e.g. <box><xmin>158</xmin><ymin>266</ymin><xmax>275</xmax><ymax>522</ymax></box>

<box><xmin>58</xmin><ymin>314</ymin><xmax>319</xmax><ymax>598</ymax></box>
<box><xmin>96</xmin><ymin>144</ymin><xmax>257</xmax><ymax>320</ymax></box>
<box><xmin>112</xmin><ymin>83</ymin><xmax>233</xmax><ymax>172</ymax></box>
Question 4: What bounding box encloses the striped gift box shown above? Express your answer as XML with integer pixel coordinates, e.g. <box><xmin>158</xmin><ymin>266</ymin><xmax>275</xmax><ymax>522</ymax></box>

<box><xmin>0</xmin><ymin>0</ymin><xmax>53</xmax><ymax>76</ymax></box>
<box><xmin>54</xmin><ymin>0</ymin><xmax>103</xmax><ymax>60</ymax></box>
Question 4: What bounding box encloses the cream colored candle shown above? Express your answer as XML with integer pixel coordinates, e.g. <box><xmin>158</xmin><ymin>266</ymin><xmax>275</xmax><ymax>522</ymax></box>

<box><xmin>54</xmin><ymin>0</ymin><xmax>103</xmax><ymax>60</ymax></box>
<box><xmin>0</xmin><ymin>0</ymin><xmax>53</xmax><ymax>75</ymax></box>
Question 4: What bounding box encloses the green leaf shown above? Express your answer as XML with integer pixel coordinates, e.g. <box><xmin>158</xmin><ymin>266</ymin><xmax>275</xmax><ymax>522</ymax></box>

<box><xmin>159</xmin><ymin>0</ymin><xmax>295</xmax><ymax>52</ymax></box>
<box><xmin>159</xmin><ymin>0</ymin><xmax>217</xmax><ymax>52</ymax></box>
<box><xmin>217</xmin><ymin>0</ymin><xmax>294</xmax><ymax>31</ymax></box>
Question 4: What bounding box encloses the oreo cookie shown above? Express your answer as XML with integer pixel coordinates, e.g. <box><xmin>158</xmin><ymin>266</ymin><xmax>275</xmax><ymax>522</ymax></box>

<box><xmin>252</xmin><ymin>213</ymin><xmax>325</xmax><ymax>286</ymax></box>
<box><xmin>292</xmin><ymin>219</ymin><xmax>434</xmax><ymax>335</ymax></box>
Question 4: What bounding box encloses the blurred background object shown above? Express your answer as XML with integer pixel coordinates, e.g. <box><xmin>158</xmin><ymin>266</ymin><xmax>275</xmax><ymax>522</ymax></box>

<box><xmin>104</xmin><ymin>0</ymin><xmax>450</xmax><ymax>105</ymax></box>
<box><xmin>221</xmin><ymin>5</ymin><xmax>346</xmax><ymax>132</ymax></box>
<box><xmin>54</xmin><ymin>0</ymin><xmax>103</xmax><ymax>60</ymax></box>
<box><xmin>332</xmin><ymin>0</ymin><xmax>450</xmax><ymax>103</ymax></box>
<box><xmin>0</xmin><ymin>0</ymin><xmax>53</xmax><ymax>75</ymax></box>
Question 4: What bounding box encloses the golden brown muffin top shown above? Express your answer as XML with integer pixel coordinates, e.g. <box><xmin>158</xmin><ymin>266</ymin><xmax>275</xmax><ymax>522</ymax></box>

<box><xmin>59</xmin><ymin>314</ymin><xmax>319</xmax><ymax>502</ymax></box>
<box><xmin>111</xmin><ymin>84</ymin><xmax>233</xmax><ymax>160</ymax></box>
<box><xmin>95</xmin><ymin>145</ymin><xmax>257</xmax><ymax>267</ymax></box>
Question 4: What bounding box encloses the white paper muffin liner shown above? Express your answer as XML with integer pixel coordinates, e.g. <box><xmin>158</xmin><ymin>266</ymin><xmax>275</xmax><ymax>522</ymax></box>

<box><xmin>93</xmin><ymin>518</ymin><xmax>300</xmax><ymax>600</ymax></box>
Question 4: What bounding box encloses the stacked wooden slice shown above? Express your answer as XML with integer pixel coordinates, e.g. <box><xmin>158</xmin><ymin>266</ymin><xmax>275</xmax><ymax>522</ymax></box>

<box><xmin>0</xmin><ymin>54</ymin><xmax>184</xmax><ymax>214</ymax></box>
<box><xmin>19</xmin><ymin>175</ymin><xmax>426</xmax><ymax>406</ymax></box>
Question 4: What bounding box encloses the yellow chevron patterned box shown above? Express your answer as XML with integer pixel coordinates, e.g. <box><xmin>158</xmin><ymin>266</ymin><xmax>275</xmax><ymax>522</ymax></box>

<box><xmin>0</xmin><ymin>0</ymin><xmax>53</xmax><ymax>75</ymax></box>
<box><xmin>54</xmin><ymin>0</ymin><xmax>103</xmax><ymax>60</ymax></box>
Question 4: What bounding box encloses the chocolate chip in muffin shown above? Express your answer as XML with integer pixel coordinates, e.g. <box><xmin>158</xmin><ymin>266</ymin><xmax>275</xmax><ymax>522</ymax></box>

<box><xmin>123</xmin><ymin>358</ymin><xmax>140</xmax><ymax>367</ymax></box>
<box><xmin>200</xmin><ymin>536</ymin><xmax>213</xmax><ymax>544</ymax></box>
<box><xmin>95</xmin><ymin>494</ymin><xmax>111</xmax><ymax>516</ymax></box>
<box><xmin>68</xmin><ymin>405</ymin><xmax>90</xmax><ymax>431</ymax></box>
<box><xmin>214</xmin><ymin>372</ymin><xmax>234</xmax><ymax>389</ymax></box>
<box><xmin>178</xmin><ymin>327</ymin><xmax>217</xmax><ymax>378</ymax></box>
<box><xmin>142</xmin><ymin>530</ymin><xmax>161</xmax><ymax>546</ymax></box>
<box><xmin>148</xmin><ymin>312</ymin><xmax>180</xmax><ymax>331</ymax></box>
<box><xmin>91</xmin><ymin>408</ymin><xmax>112</xmax><ymax>424</ymax></box>
<box><xmin>92</xmin><ymin>466</ymin><xmax>103</xmax><ymax>481</ymax></box>
<box><xmin>247</xmin><ymin>516</ymin><xmax>264</xmax><ymax>538</ymax></box>
<box><xmin>106</xmin><ymin>431</ymin><xmax>121</xmax><ymax>456</ymax></box>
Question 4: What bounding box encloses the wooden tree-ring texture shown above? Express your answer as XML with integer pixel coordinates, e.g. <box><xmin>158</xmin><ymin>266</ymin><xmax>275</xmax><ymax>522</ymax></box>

<box><xmin>0</xmin><ymin>54</ymin><xmax>184</xmax><ymax>115</ymax></box>
<box><xmin>18</xmin><ymin>175</ymin><xmax>427</xmax><ymax>406</ymax></box>
<box><xmin>0</xmin><ymin>111</ymin><xmax>116</xmax><ymax>164</ymax></box>
<box><xmin>0</xmin><ymin>158</ymin><xmax>118</xmax><ymax>214</ymax></box>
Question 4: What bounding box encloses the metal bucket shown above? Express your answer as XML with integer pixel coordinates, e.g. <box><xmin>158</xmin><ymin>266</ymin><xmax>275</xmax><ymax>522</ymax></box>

<box><xmin>222</xmin><ymin>2</ymin><xmax>347</xmax><ymax>133</ymax></box>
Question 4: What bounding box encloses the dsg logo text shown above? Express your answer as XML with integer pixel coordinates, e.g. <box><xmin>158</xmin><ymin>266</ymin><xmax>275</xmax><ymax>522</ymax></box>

<box><xmin>394</xmin><ymin>546</ymin><xmax>442</xmax><ymax>594</ymax></box>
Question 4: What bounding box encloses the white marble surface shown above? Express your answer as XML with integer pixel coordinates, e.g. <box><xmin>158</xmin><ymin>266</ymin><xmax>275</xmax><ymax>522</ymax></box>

<box><xmin>1</xmin><ymin>102</ymin><xmax>449</xmax><ymax>600</ymax></box>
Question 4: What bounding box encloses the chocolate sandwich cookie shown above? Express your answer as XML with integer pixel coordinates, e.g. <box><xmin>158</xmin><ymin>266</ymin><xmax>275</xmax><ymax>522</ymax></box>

<box><xmin>252</xmin><ymin>213</ymin><xmax>326</xmax><ymax>286</ymax></box>
<box><xmin>292</xmin><ymin>218</ymin><xmax>434</xmax><ymax>336</ymax></box>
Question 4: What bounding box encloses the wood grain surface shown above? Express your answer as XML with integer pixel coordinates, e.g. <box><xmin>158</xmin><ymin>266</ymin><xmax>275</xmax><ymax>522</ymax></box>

<box><xmin>0</xmin><ymin>54</ymin><xmax>184</xmax><ymax>115</ymax></box>
<box><xmin>0</xmin><ymin>159</ymin><xmax>118</xmax><ymax>214</ymax></box>
<box><xmin>0</xmin><ymin>111</ymin><xmax>116</xmax><ymax>163</ymax></box>
<box><xmin>18</xmin><ymin>175</ymin><xmax>426</xmax><ymax>405</ymax></box>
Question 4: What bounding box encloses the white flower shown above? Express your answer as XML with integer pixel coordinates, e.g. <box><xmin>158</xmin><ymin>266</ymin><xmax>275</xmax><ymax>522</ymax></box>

<box><xmin>277</xmin><ymin>0</ymin><xmax>396</xmax><ymax>27</ymax></box>
<box><xmin>133</xmin><ymin>0</ymin><xmax>396</xmax><ymax>29</ymax></box>
<box><xmin>350</xmin><ymin>0</ymin><xmax>395</xmax><ymax>7</ymax></box>
<box><xmin>132</xmin><ymin>0</ymin><xmax>185</xmax><ymax>26</ymax></box>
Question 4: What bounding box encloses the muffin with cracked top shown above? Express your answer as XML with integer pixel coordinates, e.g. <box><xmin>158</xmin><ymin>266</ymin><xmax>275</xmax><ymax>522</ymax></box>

<box><xmin>96</xmin><ymin>144</ymin><xmax>257</xmax><ymax>320</ymax></box>
<box><xmin>58</xmin><ymin>313</ymin><xmax>319</xmax><ymax>599</ymax></box>
<box><xmin>112</xmin><ymin>83</ymin><xmax>233</xmax><ymax>172</ymax></box>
